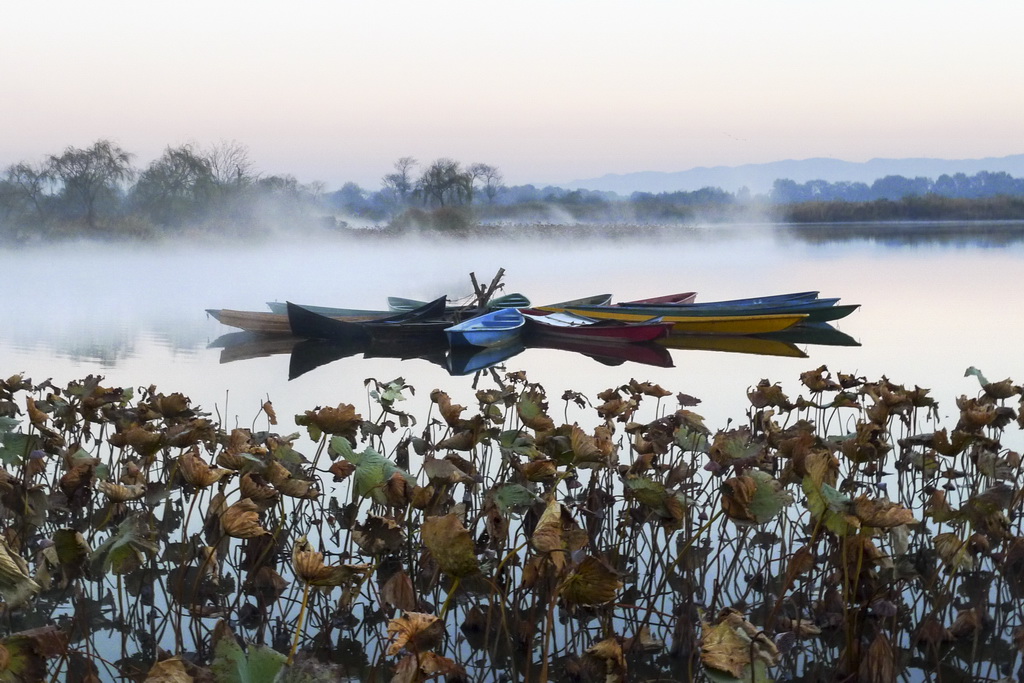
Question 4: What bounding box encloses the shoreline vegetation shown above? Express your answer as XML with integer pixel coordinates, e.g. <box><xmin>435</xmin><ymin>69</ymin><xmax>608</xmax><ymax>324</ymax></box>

<box><xmin>4</xmin><ymin>140</ymin><xmax>1024</xmax><ymax>242</ymax></box>
<box><xmin>0</xmin><ymin>366</ymin><xmax>1022</xmax><ymax>680</ymax></box>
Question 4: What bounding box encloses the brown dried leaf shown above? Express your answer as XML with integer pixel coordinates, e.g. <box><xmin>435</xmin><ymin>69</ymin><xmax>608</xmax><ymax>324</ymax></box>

<box><xmin>386</xmin><ymin>612</ymin><xmax>443</xmax><ymax>656</ymax></box>
<box><xmin>261</xmin><ymin>401</ymin><xmax>277</xmax><ymax>425</ymax></box>
<box><xmin>381</xmin><ymin>570</ymin><xmax>417</xmax><ymax>612</ymax></box>
<box><xmin>559</xmin><ymin>555</ymin><xmax>623</xmax><ymax>606</ymax></box>
<box><xmin>95</xmin><ymin>480</ymin><xmax>146</xmax><ymax>503</ymax></box>
<box><xmin>220</xmin><ymin>498</ymin><xmax>268</xmax><ymax>539</ymax></box>
<box><xmin>179</xmin><ymin>448</ymin><xmax>231</xmax><ymax>489</ymax></box>
<box><xmin>852</xmin><ymin>495</ymin><xmax>916</xmax><ymax>528</ymax></box>
<box><xmin>421</xmin><ymin>514</ymin><xmax>479</xmax><ymax>578</ymax></box>
<box><xmin>430</xmin><ymin>389</ymin><xmax>466</xmax><ymax>428</ymax></box>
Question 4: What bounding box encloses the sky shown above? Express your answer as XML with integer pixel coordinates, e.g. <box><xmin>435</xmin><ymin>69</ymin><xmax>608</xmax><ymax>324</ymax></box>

<box><xmin>4</xmin><ymin>0</ymin><xmax>1023</xmax><ymax>191</ymax></box>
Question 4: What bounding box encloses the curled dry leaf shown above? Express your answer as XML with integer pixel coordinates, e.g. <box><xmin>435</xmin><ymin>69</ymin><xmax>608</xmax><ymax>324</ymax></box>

<box><xmin>238</xmin><ymin>473</ymin><xmax>279</xmax><ymax>508</ymax></box>
<box><xmin>291</xmin><ymin>535</ymin><xmax>370</xmax><ymax>587</ymax></box>
<box><xmin>531</xmin><ymin>497</ymin><xmax>588</xmax><ymax>573</ymax></box>
<box><xmin>95</xmin><ymin>480</ymin><xmax>146</xmax><ymax>503</ymax></box>
<box><xmin>179</xmin><ymin>447</ymin><xmax>231</xmax><ymax>489</ymax></box>
<box><xmin>852</xmin><ymin>495</ymin><xmax>916</xmax><ymax>528</ymax></box>
<box><xmin>386</xmin><ymin>612</ymin><xmax>444</xmax><ymax>656</ymax></box>
<box><xmin>700</xmin><ymin>608</ymin><xmax>779</xmax><ymax>679</ymax></box>
<box><xmin>0</xmin><ymin>537</ymin><xmax>40</xmax><ymax>607</ymax></box>
<box><xmin>298</xmin><ymin>403</ymin><xmax>362</xmax><ymax>439</ymax></box>
<box><xmin>219</xmin><ymin>498</ymin><xmax>269</xmax><ymax>538</ymax></box>
<box><xmin>261</xmin><ymin>400</ymin><xmax>277</xmax><ymax>425</ymax></box>
<box><xmin>430</xmin><ymin>389</ymin><xmax>466</xmax><ymax>428</ymax></box>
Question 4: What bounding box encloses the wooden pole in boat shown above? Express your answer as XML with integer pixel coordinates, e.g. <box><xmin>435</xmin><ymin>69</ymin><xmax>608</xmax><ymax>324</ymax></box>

<box><xmin>470</xmin><ymin>268</ymin><xmax>505</xmax><ymax>307</ymax></box>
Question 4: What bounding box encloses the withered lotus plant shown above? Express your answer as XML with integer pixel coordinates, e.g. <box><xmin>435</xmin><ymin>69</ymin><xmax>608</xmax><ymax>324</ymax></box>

<box><xmin>219</xmin><ymin>498</ymin><xmax>269</xmax><ymax>539</ymax></box>
<box><xmin>386</xmin><ymin>612</ymin><xmax>444</xmax><ymax>656</ymax></box>
<box><xmin>238</xmin><ymin>473</ymin><xmax>279</xmax><ymax>510</ymax></box>
<box><xmin>0</xmin><ymin>537</ymin><xmax>40</xmax><ymax>607</ymax></box>
<box><xmin>264</xmin><ymin>461</ymin><xmax>319</xmax><ymax>499</ymax></box>
<box><xmin>179</xmin><ymin>446</ymin><xmax>231</xmax><ymax>489</ymax></box>
<box><xmin>95</xmin><ymin>479</ymin><xmax>146</xmax><ymax>503</ymax></box>
<box><xmin>699</xmin><ymin>608</ymin><xmax>779</xmax><ymax>680</ymax></box>
<box><xmin>288</xmin><ymin>535</ymin><xmax>371</xmax><ymax>664</ymax></box>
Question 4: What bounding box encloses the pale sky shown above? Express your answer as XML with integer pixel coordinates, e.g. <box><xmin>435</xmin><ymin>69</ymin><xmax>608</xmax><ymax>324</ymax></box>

<box><xmin>4</xmin><ymin>1</ymin><xmax>1022</xmax><ymax>190</ymax></box>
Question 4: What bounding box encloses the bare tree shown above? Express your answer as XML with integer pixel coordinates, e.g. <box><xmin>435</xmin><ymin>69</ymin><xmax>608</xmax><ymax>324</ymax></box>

<box><xmin>131</xmin><ymin>144</ymin><xmax>216</xmax><ymax>226</ymax></box>
<box><xmin>417</xmin><ymin>158</ymin><xmax>473</xmax><ymax>207</ymax></box>
<box><xmin>48</xmin><ymin>139</ymin><xmax>134</xmax><ymax>228</ymax></box>
<box><xmin>469</xmin><ymin>163</ymin><xmax>504</xmax><ymax>204</ymax></box>
<box><xmin>206</xmin><ymin>140</ymin><xmax>254</xmax><ymax>187</ymax></box>
<box><xmin>381</xmin><ymin>157</ymin><xmax>417</xmax><ymax>205</ymax></box>
<box><xmin>2</xmin><ymin>161</ymin><xmax>53</xmax><ymax>221</ymax></box>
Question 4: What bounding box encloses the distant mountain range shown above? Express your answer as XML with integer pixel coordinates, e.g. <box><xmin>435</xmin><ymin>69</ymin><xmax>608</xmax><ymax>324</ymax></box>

<box><xmin>565</xmin><ymin>154</ymin><xmax>1024</xmax><ymax>195</ymax></box>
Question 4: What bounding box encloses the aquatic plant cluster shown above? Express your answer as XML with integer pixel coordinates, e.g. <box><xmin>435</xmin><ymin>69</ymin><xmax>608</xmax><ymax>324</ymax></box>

<box><xmin>0</xmin><ymin>366</ymin><xmax>1023</xmax><ymax>682</ymax></box>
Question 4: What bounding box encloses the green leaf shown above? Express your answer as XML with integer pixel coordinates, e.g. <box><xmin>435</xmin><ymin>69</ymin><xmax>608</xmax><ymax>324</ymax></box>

<box><xmin>211</xmin><ymin>633</ymin><xmax>287</xmax><ymax>683</ymax></box>
<box><xmin>331</xmin><ymin>438</ymin><xmax>413</xmax><ymax>504</ymax></box>
<box><xmin>746</xmin><ymin>471</ymin><xmax>794</xmax><ymax>524</ymax></box>
<box><xmin>90</xmin><ymin>514</ymin><xmax>158</xmax><ymax>576</ymax></box>
<box><xmin>0</xmin><ymin>432</ymin><xmax>40</xmax><ymax>467</ymax></box>
<box><xmin>491</xmin><ymin>484</ymin><xmax>539</xmax><ymax>515</ymax></box>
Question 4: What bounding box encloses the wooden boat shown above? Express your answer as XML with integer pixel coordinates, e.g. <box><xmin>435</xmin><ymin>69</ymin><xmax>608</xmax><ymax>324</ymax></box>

<box><xmin>543</xmin><ymin>294</ymin><xmax>613</xmax><ymax>307</ymax></box>
<box><xmin>520</xmin><ymin>309</ymin><xmax>673</xmax><ymax>343</ymax></box>
<box><xmin>287</xmin><ymin>296</ymin><xmax>449</xmax><ymax>342</ymax></box>
<box><xmin>445</xmin><ymin>308</ymin><xmax>525</xmax><ymax>348</ymax></box>
<box><xmin>658</xmin><ymin>334</ymin><xmax>807</xmax><ymax>359</ymax></box>
<box><xmin>527</xmin><ymin>336</ymin><xmax>674</xmax><ymax>368</ymax></box>
<box><xmin>266</xmin><ymin>301</ymin><xmax>390</xmax><ymax>317</ymax></box>
<box><xmin>622</xmin><ymin>290</ymin><xmax>820</xmax><ymax>307</ymax></box>
<box><xmin>208</xmin><ymin>309</ymin><xmax>305</xmax><ymax>335</ymax></box>
<box><xmin>620</xmin><ymin>291</ymin><xmax>697</xmax><ymax>305</ymax></box>
<box><xmin>616</xmin><ymin>298</ymin><xmax>859</xmax><ymax>324</ymax></box>
<box><xmin>535</xmin><ymin>305</ymin><xmax>807</xmax><ymax>335</ymax></box>
<box><xmin>208</xmin><ymin>306</ymin><xmax>400</xmax><ymax>335</ymax></box>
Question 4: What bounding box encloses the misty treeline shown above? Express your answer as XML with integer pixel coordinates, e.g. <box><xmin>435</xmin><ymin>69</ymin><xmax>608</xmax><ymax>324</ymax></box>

<box><xmin>4</xmin><ymin>139</ymin><xmax>1024</xmax><ymax>242</ymax></box>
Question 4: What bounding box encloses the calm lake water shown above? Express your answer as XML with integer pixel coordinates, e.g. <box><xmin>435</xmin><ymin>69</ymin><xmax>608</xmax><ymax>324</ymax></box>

<box><xmin>4</xmin><ymin>222</ymin><xmax>1024</xmax><ymax>440</ymax></box>
<box><xmin>4</xmin><ymin>221</ymin><xmax>1024</xmax><ymax>680</ymax></box>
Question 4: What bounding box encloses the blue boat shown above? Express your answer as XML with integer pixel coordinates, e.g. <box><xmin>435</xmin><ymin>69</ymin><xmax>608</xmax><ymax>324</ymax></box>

<box><xmin>445</xmin><ymin>308</ymin><xmax>525</xmax><ymax>348</ymax></box>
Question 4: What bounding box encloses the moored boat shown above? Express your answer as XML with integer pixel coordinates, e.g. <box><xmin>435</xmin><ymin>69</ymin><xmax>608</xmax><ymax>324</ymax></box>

<box><xmin>389</xmin><ymin>291</ymin><xmax>531</xmax><ymax>313</ymax></box>
<box><xmin>612</xmin><ymin>298</ymin><xmax>858</xmax><ymax>324</ymax></box>
<box><xmin>287</xmin><ymin>296</ymin><xmax>449</xmax><ymax>342</ymax></box>
<box><xmin>535</xmin><ymin>305</ymin><xmax>807</xmax><ymax>335</ymax></box>
<box><xmin>266</xmin><ymin>301</ymin><xmax>390</xmax><ymax>317</ymax></box>
<box><xmin>445</xmin><ymin>308</ymin><xmax>525</xmax><ymax>348</ymax></box>
<box><xmin>620</xmin><ymin>291</ymin><xmax>698</xmax><ymax>305</ymax></box>
<box><xmin>520</xmin><ymin>309</ymin><xmax>673</xmax><ymax>343</ymax></box>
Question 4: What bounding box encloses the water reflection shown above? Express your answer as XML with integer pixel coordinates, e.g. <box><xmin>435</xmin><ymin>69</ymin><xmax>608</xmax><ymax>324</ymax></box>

<box><xmin>782</xmin><ymin>220</ymin><xmax>1024</xmax><ymax>248</ymax></box>
<box><xmin>208</xmin><ymin>326</ymin><xmax>859</xmax><ymax>380</ymax></box>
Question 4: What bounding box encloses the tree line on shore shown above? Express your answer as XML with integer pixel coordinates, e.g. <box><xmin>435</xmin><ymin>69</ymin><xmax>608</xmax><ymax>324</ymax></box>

<box><xmin>4</xmin><ymin>139</ymin><xmax>1024</xmax><ymax>240</ymax></box>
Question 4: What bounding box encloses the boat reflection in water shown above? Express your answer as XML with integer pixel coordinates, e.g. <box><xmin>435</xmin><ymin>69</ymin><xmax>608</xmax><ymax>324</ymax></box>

<box><xmin>209</xmin><ymin>320</ymin><xmax>859</xmax><ymax>379</ymax></box>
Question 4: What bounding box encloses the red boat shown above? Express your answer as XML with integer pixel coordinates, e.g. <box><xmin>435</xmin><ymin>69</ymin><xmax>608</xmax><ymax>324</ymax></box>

<box><xmin>520</xmin><ymin>309</ymin><xmax>673</xmax><ymax>343</ymax></box>
<box><xmin>618</xmin><ymin>291</ymin><xmax>698</xmax><ymax>305</ymax></box>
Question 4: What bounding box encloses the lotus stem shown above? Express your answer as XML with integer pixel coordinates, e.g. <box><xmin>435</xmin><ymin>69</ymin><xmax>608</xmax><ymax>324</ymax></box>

<box><xmin>287</xmin><ymin>582</ymin><xmax>311</xmax><ymax>666</ymax></box>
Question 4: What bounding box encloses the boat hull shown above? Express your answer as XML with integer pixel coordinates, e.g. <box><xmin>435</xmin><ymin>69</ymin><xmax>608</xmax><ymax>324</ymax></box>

<box><xmin>445</xmin><ymin>309</ymin><xmax>525</xmax><ymax>348</ymax></box>
<box><xmin>537</xmin><ymin>306</ymin><xmax>807</xmax><ymax>335</ymax></box>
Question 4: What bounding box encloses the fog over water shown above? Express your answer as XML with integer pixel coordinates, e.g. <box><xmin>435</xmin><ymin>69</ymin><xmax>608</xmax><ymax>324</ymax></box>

<box><xmin>4</xmin><ymin>223</ymin><xmax>1024</xmax><ymax>446</ymax></box>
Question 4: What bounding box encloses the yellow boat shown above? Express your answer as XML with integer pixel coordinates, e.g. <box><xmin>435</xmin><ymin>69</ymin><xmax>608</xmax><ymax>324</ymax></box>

<box><xmin>537</xmin><ymin>306</ymin><xmax>807</xmax><ymax>335</ymax></box>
